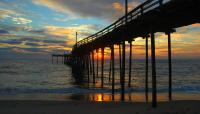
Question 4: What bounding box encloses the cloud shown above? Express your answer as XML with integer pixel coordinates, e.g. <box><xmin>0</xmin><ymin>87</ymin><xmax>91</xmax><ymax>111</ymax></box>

<box><xmin>8</xmin><ymin>47</ymin><xmax>55</xmax><ymax>54</ymax></box>
<box><xmin>0</xmin><ymin>22</ymin><xmax>98</xmax><ymax>49</ymax></box>
<box><xmin>0</xmin><ymin>36</ymin><xmax>72</xmax><ymax>54</ymax></box>
<box><xmin>112</xmin><ymin>2</ymin><xmax>123</xmax><ymax>11</ymax></box>
<box><xmin>0</xmin><ymin>0</ymin><xmax>37</xmax><ymax>17</ymax></box>
<box><xmin>128</xmin><ymin>1</ymin><xmax>141</xmax><ymax>11</ymax></box>
<box><xmin>0</xmin><ymin>39</ymin><xmax>21</xmax><ymax>45</ymax></box>
<box><xmin>1</xmin><ymin>37</ymin><xmax>65</xmax><ymax>46</ymax></box>
<box><xmin>43</xmin><ymin>24</ymin><xmax>99</xmax><ymax>39</ymax></box>
<box><xmin>0</xmin><ymin>24</ymin><xmax>41</xmax><ymax>38</ymax></box>
<box><xmin>0</xmin><ymin>29</ymin><xmax>9</xmax><ymax>34</ymax></box>
<box><xmin>0</xmin><ymin>8</ymin><xmax>25</xmax><ymax>20</ymax></box>
<box><xmin>1</xmin><ymin>23</ymin><xmax>98</xmax><ymax>39</ymax></box>
<box><xmin>0</xmin><ymin>9</ymin><xmax>13</xmax><ymax>19</ymax></box>
<box><xmin>53</xmin><ymin>18</ymin><xmax>68</xmax><ymax>22</ymax></box>
<box><xmin>29</xmin><ymin>29</ymin><xmax>45</xmax><ymax>34</ymax></box>
<box><xmin>11</xmin><ymin>47</ymin><xmax>36</xmax><ymax>54</ymax></box>
<box><xmin>0</xmin><ymin>23</ymin><xmax>23</xmax><ymax>31</ymax></box>
<box><xmin>0</xmin><ymin>29</ymin><xmax>13</xmax><ymax>36</ymax></box>
<box><xmin>192</xmin><ymin>23</ymin><xmax>200</xmax><ymax>27</ymax></box>
<box><xmin>32</xmin><ymin>0</ymin><xmax>141</xmax><ymax>21</ymax></box>
<box><xmin>12</xmin><ymin>17</ymin><xmax>32</xmax><ymax>25</ymax></box>
<box><xmin>176</xmin><ymin>26</ymin><xmax>190</xmax><ymax>34</ymax></box>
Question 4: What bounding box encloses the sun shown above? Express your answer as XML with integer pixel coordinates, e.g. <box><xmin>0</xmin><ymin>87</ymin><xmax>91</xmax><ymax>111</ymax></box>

<box><xmin>95</xmin><ymin>52</ymin><xmax>102</xmax><ymax>59</ymax></box>
<box><xmin>98</xmin><ymin>53</ymin><xmax>102</xmax><ymax>58</ymax></box>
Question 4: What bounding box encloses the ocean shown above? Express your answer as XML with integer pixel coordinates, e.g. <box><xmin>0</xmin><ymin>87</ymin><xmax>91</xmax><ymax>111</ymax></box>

<box><xmin>0</xmin><ymin>54</ymin><xmax>199</xmax><ymax>102</ymax></box>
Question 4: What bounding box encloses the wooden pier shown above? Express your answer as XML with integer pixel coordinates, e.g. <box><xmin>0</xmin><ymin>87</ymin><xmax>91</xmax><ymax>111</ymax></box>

<box><xmin>52</xmin><ymin>54</ymin><xmax>71</xmax><ymax>64</ymax></box>
<box><xmin>66</xmin><ymin>0</ymin><xmax>200</xmax><ymax>107</ymax></box>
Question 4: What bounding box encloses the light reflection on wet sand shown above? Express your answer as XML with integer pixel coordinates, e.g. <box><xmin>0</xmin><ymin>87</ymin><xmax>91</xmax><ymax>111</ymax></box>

<box><xmin>0</xmin><ymin>92</ymin><xmax>199</xmax><ymax>102</ymax></box>
<box><xmin>82</xmin><ymin>92</ymin><xmax>200</xmax><ymax>102</ymax></box>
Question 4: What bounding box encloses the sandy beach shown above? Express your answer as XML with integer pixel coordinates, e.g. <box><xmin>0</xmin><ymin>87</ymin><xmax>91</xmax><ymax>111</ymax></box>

<box><xmin>0</xmin><ymin>100</ymin><xmax>199</xmax><ymax>114</ymax></box>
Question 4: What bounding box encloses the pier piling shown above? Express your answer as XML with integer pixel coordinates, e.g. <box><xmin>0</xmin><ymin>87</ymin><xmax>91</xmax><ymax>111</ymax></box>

<box><xmin>111</xmin><ymin>45</ymin><xmax>115</xmax><ymax>99</ymax></box>
<box><xmin>109</xmin><ymin>51</ymin><xmax>112</xmax><ymax>82</ymax></box>
<box><xmin>87</xmin><ymin>55</ymin><xmax>90</xmax><ymax>84</ymax></box>
<box><xmin>167</xmin><ymin>32</ymin><xmax>172</xmax><ymax>101</ymax></box>
<box><xmin>151</xmin><ymin>32</ymin><xmax>157</xmax><ymax>107</ymax></box>
<box><xmin>145</xmin><ymin>36</ymin><xmax>149</xmax><ymax>102</ymax></box>
<box><xmin>89</xmin><ymin>53</ymin><xmax>92</xmax><ymax>74</ymax></box>
<box><xmin>119</xmin><ymin>44</ymin><xmax>122</xmax><ymax>84</ymax></box>
<box><xmin>101</xmin><ymin>47</ymin><xmax>104</xmax><ymax>88</ymax></box>
<box><xmin>92</xmin><ymin>51</ymin><xmax>95</xmax><ymax>84</ymax></box>
<box><xmin>96</xmin><ymin>49</ymin><xmax>99</xmax><ymax>78</ymax></box>
<box><xmin>128</xmin><ymin>40</ymin><xmax>132</xmax><ymax>87</ymax></box>
<box><xmin>121</xmin><ymin>41</ymin><xmax>126</xmax><ymax>101</ymax></box>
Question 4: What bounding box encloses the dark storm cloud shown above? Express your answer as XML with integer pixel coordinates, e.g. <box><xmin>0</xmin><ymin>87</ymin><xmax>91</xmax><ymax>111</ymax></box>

<box><xmin>0</xmin><ymin>24</ymin><xmax>29</xmax><ymax>32</ymax></box>
<box><xmin>1</xmin><ymin>38</ymin><xmax>39</xmax><ymax>45</ymax></box>
<box><xmin>0</xmin><ymin>37</ymin><xmax>69</xmax><ymax>47</ymax></box>
<box><xmin>0</xmin><ymin>29</ymin><xmax>9</xmax><ymax>34</ymax></box>
<box><xmin>23</xmin><ymin>48</ymin><xmax>46</xmax><ymax>53</ymax></box>
<box><xmin>0</xmin><ymin>39</ymin><xmax>21</xmax><ymax>45</ymax></box>
<box><xmin>29</xmin><ymin>29</ymin><xmax>46</xmax><ymax>34</ymax></box>
<box><xmin>25</xmin><ymin>42</ymin><xmax>42</xmax><ymax>47</ymax></box>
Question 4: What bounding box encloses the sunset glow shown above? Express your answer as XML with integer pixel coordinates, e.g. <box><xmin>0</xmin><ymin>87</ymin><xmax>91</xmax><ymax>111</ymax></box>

<box><xmin>0</xmin><ymin>0</ymin><xmax>199</xmax><ymax>59</ymax></box>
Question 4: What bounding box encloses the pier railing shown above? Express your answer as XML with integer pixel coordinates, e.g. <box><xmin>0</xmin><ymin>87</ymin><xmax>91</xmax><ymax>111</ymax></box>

<box><xmin>74</xmin><ymin>0</ymin><xmax>170</xmax><ymax>48</ymax></box>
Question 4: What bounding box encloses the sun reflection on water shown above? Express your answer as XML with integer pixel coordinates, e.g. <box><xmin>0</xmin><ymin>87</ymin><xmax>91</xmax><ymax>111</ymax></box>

<box><xmin>97</xmin><ymin>94</ymin><xmax>103</xmax><ymax>102</ymax></box>
<box><xmin>90</xmin><ymin>93</ymin><xmax>114</xmax><ymax>102</ymax></box>
<box><xmin>87</xmin><ymin>93</ymin><xmax>180</xmax><ymax>102</ymax></box>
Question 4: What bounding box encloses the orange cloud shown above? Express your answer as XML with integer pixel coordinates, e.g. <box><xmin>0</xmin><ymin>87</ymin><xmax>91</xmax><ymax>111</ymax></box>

<box><xmin>44</xmin><ymin>24</ymin><xmax>97</xmax><ymax>41</ymax></box>
<box><xmin>112</xmin><ymin>2</ymin><xmax>123</xmax><ymax>11</ymax></box>
<box><xmin>128</xmin><ymin>1</ymin><xmax>140</xmax><ymax>11</ymax></box>
<box><xmin>191</xmin><ymin>23</ymin><xmax>200</xmax><ymax>27</ymax></box>
<box><xmin>112</xmin><ymin>1</ymin><xmax>140</xmax><ymax>13</ymax></box>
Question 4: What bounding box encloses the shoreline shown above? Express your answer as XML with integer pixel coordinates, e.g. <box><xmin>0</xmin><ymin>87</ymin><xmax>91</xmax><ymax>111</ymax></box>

<box><xmin>0</xmin><ymin>92</ymin><xmax>199</xmax><ymax>102</ymax></box>
<box><xmin>0</xmin><ymin>100</ymin><xmax>199</xmax><ymax>114</ymax></box>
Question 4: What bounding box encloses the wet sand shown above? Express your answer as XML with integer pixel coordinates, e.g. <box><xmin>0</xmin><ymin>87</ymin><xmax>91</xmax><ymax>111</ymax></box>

<box><xmin>0</xmin><ymin>100</ymin><xmax>199</xmax><ymax>114</ymax></box>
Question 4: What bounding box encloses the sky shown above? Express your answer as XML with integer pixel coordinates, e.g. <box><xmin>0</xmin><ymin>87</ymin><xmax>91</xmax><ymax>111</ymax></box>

<box><xmin>0</xmin><ymin>0</ymin><xmax>200</xmax><ymax>59</ymax></box>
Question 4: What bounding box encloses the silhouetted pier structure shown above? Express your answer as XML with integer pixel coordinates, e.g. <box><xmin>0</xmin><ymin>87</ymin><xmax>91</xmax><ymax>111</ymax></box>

<box><xmin>52</xmin><ymin>54</ymin><xmax>71</xmax><ymax>64</ymax></box>
<box><xmin>67</xmin><ymin>0</ymin><xmax>200</xmax><ymax>107</ymax></box>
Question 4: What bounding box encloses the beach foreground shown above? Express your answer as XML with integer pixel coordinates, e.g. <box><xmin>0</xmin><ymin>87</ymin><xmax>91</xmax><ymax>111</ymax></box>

<box><xmin>0</xmin><ymin>100</ymin><xmax>199</xmax><ymax>114</ymax></box>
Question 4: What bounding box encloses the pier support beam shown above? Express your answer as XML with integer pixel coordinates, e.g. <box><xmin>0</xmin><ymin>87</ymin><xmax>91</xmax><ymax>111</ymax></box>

<box><xmin>109</xmin><ymin>50</ymin><xmax>112</xmax><ymax>82</ymax></box>
<box><xmin>111</xmin><ymin>45</ymin><xmax>115</xmax><ymax>99</ymax></box>
<box><xmin>121</xmin><ymin>41</ymin><xmax>126</xmax><ymax>101</ymax></box>
<box><xmin>128</xmin><ymin>40</ymin><xmax>132</xmax><ymax>87</ymax></box>
<box><xmin>119</xmin><ymin>44</ymin><xmax>122</xmax><ymax>78</ymax></box>
<box><xmin>92</xmin><ymin>51</ymin><xmax>95</xmax><ymax>84</ymax></box>
<box><xmin>145</xmin><ymin>36</ymin><xmax>149</xmax><ymax>102</ymax></box>
<box><xmin>101</xmin><ymin>47</ymin><xmax>105</xmax><ymax>88</ymax></box>
<box><xmin>151</xmin><ymin>32</ymin><xmax>157</xmax><ymax>107</ymax></box>
<box><xmin>84</xmin><ymin>56</ymin><xmax>87</xmax><ymax>69</ymax></box>
<box><xmin>96</xmin><ymin>49</ymin><xmax>99</xmax><ymax>78</ymax></box>
<box><xmin>89</xmin><ymin>53</ymin><xmax>92</xmax><ymax>74</ymax></box>
<box><xmin>87</xmin><ymin>55</ymin><xmax>90</xmax><ymax>84</ymax></box>
<box><xmin>167</xmin><ymin>32</ymin><xmax>172</xmax><ymax>101</ymax></box>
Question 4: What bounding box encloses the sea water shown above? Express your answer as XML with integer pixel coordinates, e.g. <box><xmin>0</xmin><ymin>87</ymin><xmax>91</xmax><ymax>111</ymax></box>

<box><xmin>0</xmin><ymin>54</ymin><xmax>199</xmax><ymax>101</ymax></box>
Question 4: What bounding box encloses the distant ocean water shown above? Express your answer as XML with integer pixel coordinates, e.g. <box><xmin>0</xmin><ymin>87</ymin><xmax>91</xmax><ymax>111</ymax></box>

<box><xmin>0</xmin><ymin>54</ymin><xmax>199</xmax><ymax>101</ymax></box>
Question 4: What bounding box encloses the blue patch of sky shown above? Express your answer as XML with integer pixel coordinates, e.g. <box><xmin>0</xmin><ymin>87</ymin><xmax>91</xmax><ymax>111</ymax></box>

<box><xmin>188</xmin><ymin>26</ymin><xmax>200</xmax><ymax>33</ymax></box>
<box><xmin>12</xmin><ymin>0</ymin><xmax>108</xmax><ymax>30</ymax></box>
